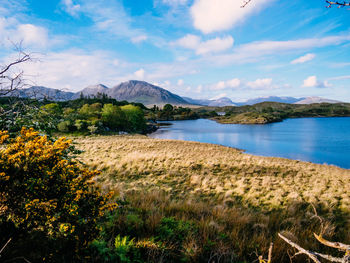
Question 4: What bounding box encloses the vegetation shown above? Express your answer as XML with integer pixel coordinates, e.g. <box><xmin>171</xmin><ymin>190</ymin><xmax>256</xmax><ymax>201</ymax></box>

<box><xmin>75</xmin><ymin>135</ymin><xmax>350</xmax><ymax>262</ymax></box>
<box><xmin>207</xmin><ymin>102</ymin><xmax>350</xmax><ymax>124</ymax></box>
<box><xmin>0</xmin><ymin>128</ymin><xmax>117</xmax><ymax>262</ymax></box>
<box><xmin>147</xmin><ymin>103</ymin><xmax>201</xmax><ymax>121</ymax></box>
<box><xmin>0</xmin><ymin>96</ymin><xmax>151</xmax><ymax>135</ymax></box>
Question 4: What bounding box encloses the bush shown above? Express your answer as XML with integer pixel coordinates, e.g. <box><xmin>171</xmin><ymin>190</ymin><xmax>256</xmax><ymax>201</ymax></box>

<box><xmin>57</xmin><ymin>120</ymin><xmax>72</xmax><ymax>132</ymax></box>
<box><xmin>0</xmin><ymin>128</ymin><xmax>117</xmax><ymax>262</ymax></box>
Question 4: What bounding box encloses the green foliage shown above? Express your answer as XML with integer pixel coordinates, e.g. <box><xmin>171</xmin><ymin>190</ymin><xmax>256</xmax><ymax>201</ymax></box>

<box><xmin>114</xmin><ymin>235</ymin><xmax>136</xmax><ymax>262</ymax></box>
<box><xmin>163</xmin><ymin>104</ymin><xmax>173</xmax><ymax>112</ymax></box>
<box><xmin>102</xmin><ymin>104</ymin><xmax>127</xmax><ymax>131</ymax></box>
<box><xmin>213</xmin><ymin>102</ymin><xmax>350</xmax><ymax>124</ymax></box>
<box><xmin>121</xmin><ymin>105</ymin><xmax>146</xmax><ymax>132</ymax></box>
<box><xmin>0</xmin><ymin>128</ymin><xmax>116</xmax><ymax>262</ymax></box>
<box><xmin>57</xmin><ymin>120</ymin><xmax>72</xmax><ymax>132</ymax></box>
<box><xmin>156</xmin><ymin>217</ymin><xmax>194</xmax><ymax>248</ymax></box>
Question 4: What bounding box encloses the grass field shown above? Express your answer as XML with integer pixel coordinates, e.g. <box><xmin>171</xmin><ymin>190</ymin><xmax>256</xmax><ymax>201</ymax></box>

<box><xmin>74</xmin><ymin>135</ymin><xmax>350</xmax><ymax>262</ymax></box>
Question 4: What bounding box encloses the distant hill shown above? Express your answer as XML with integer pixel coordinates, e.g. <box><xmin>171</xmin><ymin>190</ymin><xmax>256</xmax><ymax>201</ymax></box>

<box><xmin>294</xmin><ymin>96</ymin><xmax>342</xmax><ymax>104</ymax></box>
<box><xmin>4</xmin><ymin>82</ymin><xmax>345</xmax><ymax>107</ymax></box>
<box><xmin>71</xmin><ymin>84</ymin><xmax>109</xmax><ymax>100</ymax></box>
<box><xmin>11</xmin><ymin>86</ymin><xmax>75</xmax><ymax>101</ymax></box>
<box><xmin>183</xmin><ymin>97</ymin><xmax>236</xmax><ymax>107</ymax></box>
<box><xmin>106</xmin><ymin>80</ymin><xmax>190</xmax><ymax>106</ymax></box>
<box><xmin>237</xmin><ymin>96</ymin><xmax>303</xmax><ymax>105</ymax></box>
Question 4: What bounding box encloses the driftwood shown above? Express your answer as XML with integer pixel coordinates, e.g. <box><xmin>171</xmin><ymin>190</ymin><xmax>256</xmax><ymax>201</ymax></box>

<box><xmin>278</xmin><ymin>233</ymin><xmax>350</xmax><ymax>263</ymax></box>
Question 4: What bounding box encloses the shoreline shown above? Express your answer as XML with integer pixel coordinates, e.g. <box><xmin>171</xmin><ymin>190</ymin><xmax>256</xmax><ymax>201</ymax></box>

<box><xmin>149</xmin><ymin>117</ymin><xmax>350</xmax><ymax>169</ymax></box>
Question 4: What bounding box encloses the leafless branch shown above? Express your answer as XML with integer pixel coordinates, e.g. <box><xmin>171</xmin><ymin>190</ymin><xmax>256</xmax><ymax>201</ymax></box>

<box><xmin>326</xmin><ymin>1</ymin><xmax>350</xmax><ymax>8</ymax></box>
<box><xmin>0</xmin><ymin>43</ymin><xmax>33</xmax><ymax>96</ymax></box>
<box><xmin>241</xmin><ymin>0</ymin><xmax>252</xmax><ymax>8</ymax></box>
<box><xmin>278</xmin><ymin>233</ymin><xmax>322</xmax><ymax>263</ymax></box>
<box><xmin>241</xmin><ymin>0</ymin><xmax>350</xmax><ymax>8</ymax></box>
<box><xmin>0</xmin><ymin>238</ymin><xmax>12</xmax><ymax>256</ymax></box>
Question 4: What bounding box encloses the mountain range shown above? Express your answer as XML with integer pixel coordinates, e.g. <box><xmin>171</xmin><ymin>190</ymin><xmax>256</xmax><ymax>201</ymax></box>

<box><xmin>6</xmin><ymin>80</ymin><xmax>343</xmax><ymax>106</ymax></box>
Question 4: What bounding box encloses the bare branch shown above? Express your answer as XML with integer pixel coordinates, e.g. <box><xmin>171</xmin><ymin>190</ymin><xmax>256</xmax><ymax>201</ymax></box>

<box><xmin>241</xmin><ymin>0</ymin><xmax>252</xmax><ymax>8</ymax></box>
<box><xmin>326</xmin><ymin>1</ymin><xmax>350</xmax><ymax>8</ymax></box>
<box><xmin>0</xmin><ymin>238</ymin><xmax>12</xmax><ymax>256</ymax></box>
<box><xmin>278</xmin><ymin>233</ymin><xmax>321</xmax><ymax>263</ymax></box>
<box><xmin>314</xmin><ymin>233</ymin><xmax>350</xmax><ymax>251</ymax></box>
<box><xmin>241</xmin><ymin>0</ymin><xmax>350</xmax><ymax>8</ymax></box>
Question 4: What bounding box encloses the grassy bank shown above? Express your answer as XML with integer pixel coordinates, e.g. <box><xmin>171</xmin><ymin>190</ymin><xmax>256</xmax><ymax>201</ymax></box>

<box><xmin>75</xmin><ymin>135</ymin><xmax>350</xmax><ymax>262</ymax></box>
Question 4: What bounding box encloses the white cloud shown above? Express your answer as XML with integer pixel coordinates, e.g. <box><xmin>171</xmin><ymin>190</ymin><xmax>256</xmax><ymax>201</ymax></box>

<box><xmin>206</xmin><ymin>34</ymin><xmax>350</xmax><ymax>66</ymax></box>
<box><xmin>176</xmin><ymin>34</ymin><xmax>201</xmax><ymax>49</ymax></box>
<box><xmin>60</xmin><ymin>0</ymin><xmax>81</xmax><ymax>17</ymax></box>
<box><xmin>302</xmin><ymin>76</ymin><xmax>331</xmax><ymax>88</ymax></box>
<box><xmin>0</xmin><ymin>17</ymin><xmax>63</xmax><ymax>49</ymax></box>
<box><xmin>131</xmin><ymin>35</ymin><xmax>148</xmax><ymax>44</ymax></box>
<box><xmin>11</xmin><ymin>50</ymin><xmax>131</xmax><ymax>91</ymax></box>
<box><xmin>162</xmin><ymin>0</ymin><xmax>188</xmax><ymax>6</ymax></box>
<box><xmin>246</xmin><ymin>78</ymin><xmax>274</xmax><ymax>89</ymax></box>
<box><xmin>175</xmin><ymin>34</ymin><xmax>234</xmax><ymax>55</ymax></box>
<box><xmin>196</xmin><ymin>36</ymin><xmax>234</xmax><ymax>55</ymax></box>
<box><xmin>16</xmin><ymin>24</ymin><xmax>49</xmax><ymax>48</ymax></box>
<box><xmin>212</xmin><ymin>78</ymin><xmax>241</xmax><ymax>90</ymax></box>
<box><xmin>291</xmin><ymin>53</ymin><xmax>315</xmax><ymax>64</ymax></box>
<box><xmin>328</xmin><ymin>75</ymin><xmax>350</xmax><ymax>81</ymax></box>
<box><xmin>134</xmin><ymin>68</ymin><xmax>146</xmax><ymax>79</ymax></box>
<box><xmin>190</xmin><ymin>0</ymin><xmax>274</xmax><ymax>34</ymax></box>
<box><xmin>177</xmin><ymin>79</ymin><xmax>184</xmax><ymax>85</ymax></box>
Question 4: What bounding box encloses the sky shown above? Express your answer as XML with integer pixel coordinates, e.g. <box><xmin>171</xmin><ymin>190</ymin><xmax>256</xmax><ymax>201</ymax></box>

<box><xmin>0</xmin><ymin>0</ymin><xmax>350</xmax><ymax>102</ymax></box>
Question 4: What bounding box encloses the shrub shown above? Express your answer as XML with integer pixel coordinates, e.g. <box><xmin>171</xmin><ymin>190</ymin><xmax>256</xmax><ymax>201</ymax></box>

<box><xmin>57</xmin><ymin>120</ymin><xmax>72</xmax><ymax>132</ymax></box>
<box><xmin>0</xmin><ymin>128</ymin><xmax>117</xmax><ymax>262</ymax></box>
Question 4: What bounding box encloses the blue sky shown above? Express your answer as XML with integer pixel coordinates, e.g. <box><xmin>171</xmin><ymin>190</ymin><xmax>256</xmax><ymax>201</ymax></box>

<box><xmin>1</xmin><ymin>0</ymin><xmax>350</xmax><ymax>101</ymax></box>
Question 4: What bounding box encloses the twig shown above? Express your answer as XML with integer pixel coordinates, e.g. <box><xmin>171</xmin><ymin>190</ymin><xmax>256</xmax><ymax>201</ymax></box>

<box><xmin>0</xmin><ymin>238</ymin><xmax>12</xmax><ymax>256</ymax></box>
<box><xmin>278</xmin><ymin>233</ymin><xmax>321</xmax><ymax>263</ymax></box>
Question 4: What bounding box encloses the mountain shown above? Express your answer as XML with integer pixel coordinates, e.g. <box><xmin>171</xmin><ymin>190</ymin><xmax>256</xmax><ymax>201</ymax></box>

<box><xmin>106</xmin><ymin>80</ymin><xmax>190</xmax><ymax>106</ymax></box>
<box><xmin>208</xmin><ymin>97</ymin><xmax>236</xmax><ymax>107</ymax></box>
<box><xmin>294</xmin><ymin>96</ymin><xmax>342</xmax><ymax>104</ymax></box>
<box><xmin>182</xmin><ymin>97</ymin><xmax>210</xmax><ymax>106</ymax></box>
<box><xmin>10</xmin><ymin>86</ymin><xmax>75</xmax><ymax>101</ymax></box>
<box><xmin>238</xmin><ymin>96</ymin><xmax>303</xmax><ymax>106</ymax></box>
<box><xmin>71</xmin><ymin>84</ymin><xmax>109</xmax><ymax>99</ymax></box>
<box><xmin>183</xmin><ymin>97</ymin><xmax>236</xmax><ymax>107</ymax></box>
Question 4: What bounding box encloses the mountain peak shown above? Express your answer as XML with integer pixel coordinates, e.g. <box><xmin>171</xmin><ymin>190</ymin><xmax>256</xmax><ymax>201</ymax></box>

<box><xmin>107</xmin><ymin>80</ymin><xmax>190</xmax><ymax>106</ymax></box>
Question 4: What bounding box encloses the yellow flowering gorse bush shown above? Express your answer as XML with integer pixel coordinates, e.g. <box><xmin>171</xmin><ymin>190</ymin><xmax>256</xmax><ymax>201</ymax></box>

<box><xmin>0</xmin><ymin>127</ymin><xmax>117</xmax><ymax>252</ymax></box>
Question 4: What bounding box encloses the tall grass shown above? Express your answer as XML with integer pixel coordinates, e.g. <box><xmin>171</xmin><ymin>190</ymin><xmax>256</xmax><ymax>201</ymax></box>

<box><xmin>75</xmin><ymin>135</ymin><xmax>350</xmax><ymax>262</ymax></box>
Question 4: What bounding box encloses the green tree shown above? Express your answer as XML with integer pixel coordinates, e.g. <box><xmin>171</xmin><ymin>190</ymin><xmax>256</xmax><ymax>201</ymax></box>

<box><xmin>121</xmin><ymin>105</ymin><xmax>146</xmax><ymax>132</ymax></box>
<box><xmin>163</xmin><ymin>104</ymin><xmax>173</xmax><ymax>112</ymax></box>
<box><xmin>101</xmin><ymin>104</ymin><xmax>127</xmax><ymax>131</ymax></box>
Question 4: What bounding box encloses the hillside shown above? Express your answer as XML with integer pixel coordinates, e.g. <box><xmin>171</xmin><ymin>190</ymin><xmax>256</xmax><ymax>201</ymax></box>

<box><xmin>295</xmin><ymin>96</ymin><xmax>341</xmax><ymax>104</ymax></box>
<box><xmin>11</xmin><ymin>86</ymin><xmax>75</xmax><ymax>101</ymax></box>
<box><xmin>183</xmin><ymin>96</ymin><xmax>237</xmax><ymax>107</ymax></box>
<box><xmin>107</xmin><ymin>80</ymin><xmax>190</xmax><ymax>106</ymax></box>
<box><xmin>71</xmin><ymin>84</ymin><xmax>109</xmax><ymax>99</ymax></box>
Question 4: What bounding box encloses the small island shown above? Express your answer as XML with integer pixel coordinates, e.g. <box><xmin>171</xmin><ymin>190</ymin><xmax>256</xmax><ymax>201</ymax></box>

<box><xmin>203</xmin><ymin>101</ymin><xmax>350</xmax><ymax>124</ymax></box>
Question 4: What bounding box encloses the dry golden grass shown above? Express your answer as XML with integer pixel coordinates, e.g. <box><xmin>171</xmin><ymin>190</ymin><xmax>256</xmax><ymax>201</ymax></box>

<box><xmin>74</xmin><ymin>135</ymin><xmax>350</xmax><ymax>211</ymax></box>
<box><xmin>73</xmin><ymin>135</ymin><xmax>350</xmax><ymax>262</ymax></box>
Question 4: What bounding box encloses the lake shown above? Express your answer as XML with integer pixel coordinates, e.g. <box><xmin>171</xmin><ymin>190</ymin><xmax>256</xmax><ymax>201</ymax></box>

<box><xmin>149</xmin><ymin>117</ymin><xmax>350</xmax><ymax>169</ymax></box>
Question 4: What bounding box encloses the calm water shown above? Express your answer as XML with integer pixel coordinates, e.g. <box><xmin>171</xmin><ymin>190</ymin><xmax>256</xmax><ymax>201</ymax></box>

<box><xmin>149</xmin><ymin>117</ymin><xmax>350</xmax><ymax>169</ymax></box>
